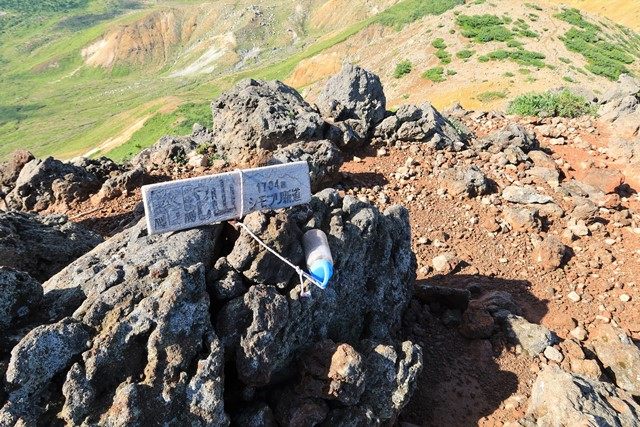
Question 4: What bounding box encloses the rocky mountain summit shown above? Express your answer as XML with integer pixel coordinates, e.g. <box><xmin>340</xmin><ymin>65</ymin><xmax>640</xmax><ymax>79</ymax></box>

<box><xmin>2</xmin><ymin>64</ymin><xmax>640</xmax><ymax>425</ymax></box>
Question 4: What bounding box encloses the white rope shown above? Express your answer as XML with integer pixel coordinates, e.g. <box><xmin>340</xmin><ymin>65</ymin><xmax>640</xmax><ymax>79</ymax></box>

<box><xmin>234</xmin><ymin>221</ymin><xmax>323</xmax><ymax>296</ymax></box>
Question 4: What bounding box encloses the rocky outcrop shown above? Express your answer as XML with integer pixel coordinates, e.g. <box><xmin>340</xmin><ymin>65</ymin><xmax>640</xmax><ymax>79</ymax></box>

<box><xmin>523</xmin><ymin>366</ymin><xmax>640</xmax><ymax>426</ymax></box>
<box><xmin>269</xmin><ymin>140</ymin><xmax>343</xmax><ymax>192</ymax></box>
<box><xmin>317</xmin><ymin>63</ymin><xmax>386</xmax><ymax>146</ymax></box>
<box><xmin>599</xmin><ymin>74</ymin><xmax>640</xmax><ymax>138</ymax></box>
<box><xmin>0</xmin><ymin>211</ymin><xmax>103</xmax><ymax>282</ymax></box>
<box><xmin>210</xmin><ymin>79</ymin><xmax>324</xmax><ymax>161</ymax></box>
<box><xmin>1</xmin><ymin>190</ymin><xmax>421</xmax><ymax>425</ymax></box>
<box><xmin>374</xmin><ymin>103</ymin><xmax>464</xmax><ymax>150</ymax></box>
<box><xmin>4</xmin><ymin>157</ymin><xmax>103</xmax><ymax>212</ymax></box>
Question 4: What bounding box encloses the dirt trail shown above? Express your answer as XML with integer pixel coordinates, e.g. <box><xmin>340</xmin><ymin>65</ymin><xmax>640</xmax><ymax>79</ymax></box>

<box><xmin>82</xmin><ymin>97</ymin><xmax>181</xmax><ymax>158</ymax></box>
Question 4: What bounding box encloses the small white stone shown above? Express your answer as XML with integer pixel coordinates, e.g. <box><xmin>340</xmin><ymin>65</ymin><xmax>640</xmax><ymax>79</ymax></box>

<box><xmin>499</xmin><ymin>258</ymin><xmax>508</xmax><ymax>264</ymax></box>
<box><xmin>567</xmin><ymin>291</ymin><xmax>581</xmax><ymax>302</ymax></box>
<box><xmin>620</xmin><ymin>294</ymin><xmax>631</xmax><ymax>302</ymax></box>
<box><xmin>570</xmin><ymin>326</ymin><xmax>587</xmax><ymax>341</ymax></box>
<box><xmin>544</xmin><ymin>346</ymin><xmax>564</xmax><ymax>363</ymax></box>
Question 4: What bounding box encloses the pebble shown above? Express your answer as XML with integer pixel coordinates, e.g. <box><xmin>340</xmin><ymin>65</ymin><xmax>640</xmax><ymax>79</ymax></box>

<box><xmin>620</xmin><ymin>294</ymin><xmax>631</xmax><ymax>302</ymax></box>
<box><xmin>353</xmin><ymin>156</ymin><xmax>363</xmax><ymax>163</ymax></box>
<box><xmin>543</xmin><ymin>346</ymin><xmax>564</xmax><ymax>363</ymax></box>
<box><xmin>567</xmin><ymin>291</ymin><xmax>581</xmax><ymax>302</ymax></box>
<box><xmin>570</xmin><ymin>326</ymin><xmax>587</xmax><ymax>341</ymax></box>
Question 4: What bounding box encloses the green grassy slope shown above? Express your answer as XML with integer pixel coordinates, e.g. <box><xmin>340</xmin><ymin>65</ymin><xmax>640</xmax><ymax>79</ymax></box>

<box><xmin>2</xmin><ymin>0</ymin><xmax>636</xmax><ymax>163</ymax></box>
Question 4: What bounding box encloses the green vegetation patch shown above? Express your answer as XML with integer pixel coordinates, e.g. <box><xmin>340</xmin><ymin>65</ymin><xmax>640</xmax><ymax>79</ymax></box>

<box><xmin>456</xmin><ymin>14</ymin><xmax>513</xmax><ymax>43</ymax></box>
<box><xmin>456</xmin><ymin>49</ymin><xmax>475</xmax><ymax>59</ymax></box>
<box><xmin>393</xmin><ymin>60</ymin><xmax>413</xmax><ymax>78</ymax></box>
<box><xmin>477</xmin><ymin>90</ymin><xmax>507</xmax><ymax>102</ymax></box>
<box><xmin>478</xmin><ymin>48</ymin><xmax>545</xmax><ymax>67</ymax></box>
<box><xmin>555</xmin><ymin>8</ymin><xmax>599</xmax><ymax>31</ymax></box>
<box><xmin>525</xmin><ymin>3</ymin><xmax>543</xmax><ymax>11</ymax></box>
<box><xmin>556</xmin><ymin>8</ymin><xmax>635</xmax><ymax>80</ymax></box>
<box><xmin>0</xmin><ymin>0</ymin><xmax>88</xmax><ymax>13</ymax></box>
<box><xmin>435</xmin><ymin>48</ymin><xmax>452</xmax><ymax>64</ymax></box>
<box><xmin>507</xmin><ymin>90</ymin><xmax>596</xmax><ymax>118</ymax></box>
<box><xmin>375</xmin><ymin>0</ymin><xmax>464</xmax><ymax>30</ymax></box>
<box><xmin>432</xmin><ymin>38</ymin><xmax>447</xmax><ymax>49</ymax></box>
<box><xmin>422</xmin><ymin>66</ymin><xmax>446</xmax><ymax>82</ymax></box>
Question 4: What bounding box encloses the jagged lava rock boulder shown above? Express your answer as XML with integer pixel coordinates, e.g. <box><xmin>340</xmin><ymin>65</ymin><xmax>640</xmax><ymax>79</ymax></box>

<box><xmin>0</xmin><ymin>211</ymin><xmax>103</xmax><ymax>282</ymax></box>
<box><xmin>1</xmin><ymin>189</ymin><xmax>421</xmax><ymax>425</ymax></box>
<box><xmin>317</xmin><ymin>63</ymin><xmax>386</xmax><ymax>146</ymax></box>
<box><xmin>0</xmin><ymin>267</ymin><xmax>42</xmax><ymax>340</ymax></box>
<box><xmin>374</xmin><ymin>103</ymin><xmax>465</xmax><ymax>150</ymax></box>
<box><xmin>4</xmin><ymin>157</ymin><xmax>103</xmax><ymax>212</ymax></box>
<box><xmin>269</xmin><ymin>140</ymin><xmax>343</xmax><ymax>192</ymax></box>
<box><xmin>210</xmin><ymin>79</ymin><xmax>323</xmax><ymax>161</ymax></box>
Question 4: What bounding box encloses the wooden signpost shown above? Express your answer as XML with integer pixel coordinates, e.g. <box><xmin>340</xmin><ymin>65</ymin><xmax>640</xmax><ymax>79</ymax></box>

<box><xmin>142</xmin><ymin>161</ymin><xmax>311</xmax><ymax>235</ymax></box>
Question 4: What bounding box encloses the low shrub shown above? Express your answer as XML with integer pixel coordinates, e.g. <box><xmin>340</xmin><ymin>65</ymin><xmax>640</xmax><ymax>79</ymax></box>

<box><xmin>456</xmin><ymin>14</ymin><xmax>513</xmax><ymax>43</ymax></box>
<box><xmin>507</xmin><ymin>89</ymin><xmax>597</xmax><ymax>117</ymax></box>
<box><xmin>456</xmin><ymin>49</ymin><xmax>475</xmax><ymax>59</ymax></box>
<box><xmin>422</xmin><ymin>66</ymin><xmax>446</xmax><ymax>82</ymax></box>
<box><xmin>435</xmin><ymin>48</ymin><xmax>452</xmax><ymax>64</ymax></box>
<box><xmin>394</xmin><ymin>60</ymin><xmax>413</xmax><ymax>78</ymax></box>
<box><xmin>432</xmin><ymin>38</ymin><xmax>447</xmax><ymax>49</ymax></box>
<box><xmin>477</xmin><ymin>91</ymin><xmax>507</xmax><ymax>102</ymax></box>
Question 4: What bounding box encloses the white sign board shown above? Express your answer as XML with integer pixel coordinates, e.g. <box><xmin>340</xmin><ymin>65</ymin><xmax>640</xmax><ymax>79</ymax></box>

<box><xmin>142</xmin><ymin>161</ymin><xmax>311</xmax><ymax>234</ymax></box>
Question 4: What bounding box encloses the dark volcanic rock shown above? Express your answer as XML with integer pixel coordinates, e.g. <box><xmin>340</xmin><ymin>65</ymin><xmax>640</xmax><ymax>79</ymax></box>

<box><xmin>0</xmin><ymin>220</ymin><xmax>226</xmax><ymax>426</ymax></box>
<box><xmin>475</xmin><ymin>123</ymin><xmax>538</xmax><ymax>164</ymax></box>
<box><xmin>1</xmin><ymin>190</ymin><xmax>421</xmax><ymax>425</ymax></box>
<box><xmin>69</xmin><ymin>156</ymin><xmax>122</xmax><ymax>182</ymax></box>
<box><xmin>317</xmin><ymin>63</ymin><xmax>386</xmax><ymax>145</ymax></box>
<box><xmin>439</xmin><ymin>164</ymin><xmax>491</xmax><ymax>197</ymax></box>
<box><xmin>210</xmin><ymin>79</ymin><xmax>324</xmax><ymax>161</ymax></box>
<box><xmin>94</xmin><ymin>167</ymin><xmax>149</xmax><ymax>201</ymax></box>
<box><xmin>374</xmin><ymin>103</ymin><xmax>464</xmax><ymax>150</ymax></box>
<box><xmin>0</xmin><ymin>267</ymin><xmax>42</xmax><ymax>340</ymax></box>
<box><xmin>4</xmin><ymin>157</ymin><xmax>102</xmax><ymax>212</ymax></box>
<box><xmin>269</xmin><ymin>140</ymin><xmax>343</xmax><ymax>192</ymax></box>
<box><xmin>0</xmin><ymin>211</ymin><xmax>103</xmax><ymax>282</ymax></box>
<box><xmin>131</xmin><ymin>135</ymin><xmax>200</xmax><ymax>171</ymax></box>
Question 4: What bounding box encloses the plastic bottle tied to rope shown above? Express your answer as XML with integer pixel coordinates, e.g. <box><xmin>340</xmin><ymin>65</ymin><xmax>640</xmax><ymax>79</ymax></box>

<box><xmin>233</xmin><ymin>221</ymin><xmax>334</xmax><ymax>297</ymax></box>
<box><xmin>302</xmin><ymin>229</ymin><xmax>334</xmax><ymax>289</ymax></box>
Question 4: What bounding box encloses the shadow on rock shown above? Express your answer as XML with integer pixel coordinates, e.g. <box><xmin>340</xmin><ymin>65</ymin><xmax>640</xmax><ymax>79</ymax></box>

<box><xmin>400</xmin><ymin>274</ymin><xmax>550</xmax><ymax>426</ymax></box>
